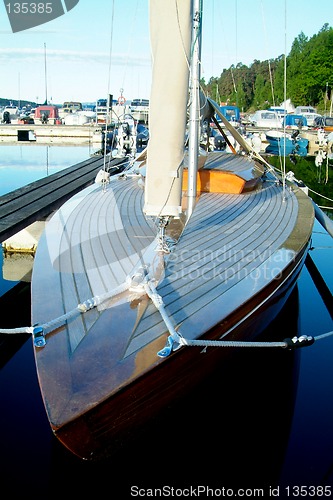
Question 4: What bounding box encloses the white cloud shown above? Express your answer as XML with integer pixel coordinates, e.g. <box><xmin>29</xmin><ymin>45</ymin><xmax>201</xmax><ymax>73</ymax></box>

<box><xmin>0</xmin><ymin>47</ymin><xmax>151</xmax><ymax>66</ymax></box>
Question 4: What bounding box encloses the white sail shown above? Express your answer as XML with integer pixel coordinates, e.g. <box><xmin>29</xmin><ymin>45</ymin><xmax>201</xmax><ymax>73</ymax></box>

<box><xmin>144</xmin><ymin>0</ymin><xmax>192</xmax><ymax>218</ymax></box>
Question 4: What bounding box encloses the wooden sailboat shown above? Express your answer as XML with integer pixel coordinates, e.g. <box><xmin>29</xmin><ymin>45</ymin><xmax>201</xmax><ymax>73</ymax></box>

<box><xmin>31</xmin><ymin>0</ymin><xmax>314</xmax><ymax>461</ymax></box>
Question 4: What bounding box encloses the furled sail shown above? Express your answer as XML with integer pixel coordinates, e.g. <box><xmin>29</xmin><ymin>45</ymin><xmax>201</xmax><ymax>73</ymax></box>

<box><xmin>144</xmin><ymin>0</ymin><xmax>192</xmax><ymax>218</ymax></box>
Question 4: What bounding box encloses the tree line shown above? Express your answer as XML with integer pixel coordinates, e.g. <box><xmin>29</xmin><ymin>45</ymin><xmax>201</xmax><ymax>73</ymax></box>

<box><xmin>201</xmin><ymin>24</ymin><xmax>333</xmax><ymax>114</ymax></box>
<box><xmin>0</xmin><ymin>98</ymin><xmax>36</xmax><ymax>109</ymax></box>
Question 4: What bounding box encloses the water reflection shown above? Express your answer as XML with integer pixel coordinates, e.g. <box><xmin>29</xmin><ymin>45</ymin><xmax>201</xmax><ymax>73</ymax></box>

<box><xmin>0</xmin><ymin>144</ymin><xmax>99</xmax><ymax>295</ymax></box>
<box><xmin>267</xmin><ymin>153</ymin><xmax>333</xmax><ymax>214</ymax></box>
<box><xmin>0</xmin><ymin>143</ymin><xmax>99</xmax><ymax>196</ymax></box>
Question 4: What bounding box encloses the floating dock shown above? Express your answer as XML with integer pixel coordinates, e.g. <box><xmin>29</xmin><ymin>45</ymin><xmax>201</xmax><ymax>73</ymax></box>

<box><xmin>0</xmin><ymin>123</ymin><xmax>104</xmax><ymax>144</ymax></box>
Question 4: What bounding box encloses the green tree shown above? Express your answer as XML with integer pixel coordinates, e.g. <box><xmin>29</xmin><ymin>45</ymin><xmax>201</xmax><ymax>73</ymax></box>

<box><xmin>200</xmin><ymin>24</ymin><xmax>333</xmax><ymax>113</ymax></box>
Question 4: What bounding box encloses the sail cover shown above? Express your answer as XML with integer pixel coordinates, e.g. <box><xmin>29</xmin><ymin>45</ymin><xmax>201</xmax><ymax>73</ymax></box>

<box><xmin>144</xmin><ymin>0</ymin><xmax>192</xmax><ymax>217</ymax></box>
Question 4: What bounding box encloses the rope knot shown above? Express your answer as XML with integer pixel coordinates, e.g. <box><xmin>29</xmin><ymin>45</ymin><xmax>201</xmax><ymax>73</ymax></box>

<box><xmin>78</xmin><ymin>297</ymin><xmax>100</xmax><ymax>313</ymax></box>
<box><xmin>128</xmin><ymin>266</ymin><xmax>150</xmax><ymax>293</ymax></box>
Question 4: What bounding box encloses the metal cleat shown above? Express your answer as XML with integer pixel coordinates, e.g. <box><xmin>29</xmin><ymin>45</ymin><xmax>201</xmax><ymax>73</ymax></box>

<box><xmin>283</xmin><ymin>335</ymin><xmax>315</xmax><ymax>349</ymax></box>
<box><xmin>33</xmin><ymin>326</ymin><xmax>46</xmax><ymax>348</ymax></box>
<box><xmin>157</xmin><ymin>335</ymin><xmax>182</xmax><ymax>357</ymax></box>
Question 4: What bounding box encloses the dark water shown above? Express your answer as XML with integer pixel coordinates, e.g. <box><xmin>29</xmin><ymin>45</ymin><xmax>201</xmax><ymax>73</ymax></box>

<box><xmin>1</xmin><ymin>149</ymin><xmax>333</xmax><ymax>497</ymax></box>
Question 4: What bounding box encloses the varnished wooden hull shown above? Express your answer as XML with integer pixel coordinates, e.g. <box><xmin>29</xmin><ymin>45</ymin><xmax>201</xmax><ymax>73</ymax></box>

<box><xmin>53</xmin><ymin>254</ymin><xmax>305</xmax><ymax>460</ymax></box>
<box><xmin>31</xmin><ymin>152</ymin><xmax>314</xmax><ymax>460</ymax></box>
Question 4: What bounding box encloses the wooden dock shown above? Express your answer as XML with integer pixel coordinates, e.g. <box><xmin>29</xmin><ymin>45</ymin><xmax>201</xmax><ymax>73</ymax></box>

<box><xmin>0</xmin><ymin>124</ymin><xmax>103</xmax><ymax>144</ymax></box>
<box><xmin>0</xmin><ymin>155</ymin><xmax>126</xmax><ymax>243</ymax></box>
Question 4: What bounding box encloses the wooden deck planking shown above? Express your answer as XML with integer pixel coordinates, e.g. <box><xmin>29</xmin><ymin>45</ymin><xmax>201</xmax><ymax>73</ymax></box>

<box><xmin>47</xmin><ymin>177</ymin><xmax>157</xmax><ymax>350</ymax></box>
<box><xmin>62</xmin><ymin>173</ymin><xmax>298</xmax><ymax>360</ymax></box>
<box><xmin>165</xmin><ymin>189</ymin><xmax>292</xmax><ymax>299</ymax></box>
<box><xmin>127</xmin><ymin>180</ymin><xmax>298</xmax><ymax>353</ymax></box>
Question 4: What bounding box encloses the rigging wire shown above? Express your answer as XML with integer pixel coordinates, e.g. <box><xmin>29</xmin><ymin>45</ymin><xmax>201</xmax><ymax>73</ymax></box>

<box><xmin>282</xmin><ymin>0</ymin><xmax>287</xmax><ymax>199</ymax></box>
<box><xmin>307</xmin><ymin>186</ymin><xmax>333</xmax><ymax>206</ymax></box>
<box><xmin>260</xmin><ymin>0</ymin><xmax>284</xmax><ymax>174</ymax></box>
<box><xmin>120</xmin><ymin>0</ymin><xmax>140</xmax><ymax>92</ymax></box>
<box><xmin>260</xmin><ymin>1</ymin><xmax>276</xmax><ymax>108</ymax></box>
<box><xmin>101</xmin><ymin>0</ymin><xmax>116</xmax><ymax>187</ymax></box>
<box><xmin>273</xmin><ymin>161</ymin><xmax>333</xmax><ymax>210</ymax></box>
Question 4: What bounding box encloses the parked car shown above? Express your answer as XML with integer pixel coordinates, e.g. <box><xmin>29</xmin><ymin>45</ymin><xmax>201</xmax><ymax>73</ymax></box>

<box><xmin>313</xmin><ymin>115</ymin><xmax>333</xmax><ymax>132</ymax></box>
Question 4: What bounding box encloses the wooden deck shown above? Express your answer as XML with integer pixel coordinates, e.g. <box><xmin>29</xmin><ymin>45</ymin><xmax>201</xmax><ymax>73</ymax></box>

<box><xmin>0</xmin><ymin>155</ymin><xmax>126</xmax><ymax>243</ymax></box>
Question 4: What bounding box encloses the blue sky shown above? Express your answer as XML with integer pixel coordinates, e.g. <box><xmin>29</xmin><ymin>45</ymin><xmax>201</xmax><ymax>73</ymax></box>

<box><xmin>0</xmin><ymin>0</ymin><xmax>331</xmax><ymax>105</ymax></box>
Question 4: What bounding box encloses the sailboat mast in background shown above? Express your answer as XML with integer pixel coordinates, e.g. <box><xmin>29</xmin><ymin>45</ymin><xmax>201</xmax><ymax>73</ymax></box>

<box><xmin>44</xmin><ymin>42</ymin><xmax>48</xmax><ymax>105</ymax></box>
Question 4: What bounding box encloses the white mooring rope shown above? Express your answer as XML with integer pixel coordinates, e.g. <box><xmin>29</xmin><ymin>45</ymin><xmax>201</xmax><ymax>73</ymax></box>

<box><xmin>143</xmin><ymin>279</ymin><xmax>321</xmax><ymax>357</ymax></box>
<box><xmin>0</xmin><ymin>273</ymin><xmax>331</xmax><ymax>356</ymax></box>
<box><xmin>0</xmin><ymin>280</ymin><xmax>131</xmax><ymax>344</ymax></box>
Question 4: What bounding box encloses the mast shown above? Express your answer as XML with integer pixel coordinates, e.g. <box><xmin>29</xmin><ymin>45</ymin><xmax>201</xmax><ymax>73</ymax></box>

<box><xmin>44</xmin><ymin>42</ymin><xmax>48</xmax><ymax>105</ymax></box>
<box><xmin>187</xmin><ymin>0</ymin><xmax>202</xmax><ymax>217</ymax></box>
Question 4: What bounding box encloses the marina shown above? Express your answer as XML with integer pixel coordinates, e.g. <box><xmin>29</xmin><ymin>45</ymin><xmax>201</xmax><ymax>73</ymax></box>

<box><xmin>1</xmin><ymin>15</ymin><xmax>333</xmax><ymax>500</ymax></box>
<box><xmin>0</xmin><ymin>60</ymin><xmax>332</xmax><ymax>500</ymax></box>
<box><xmin>22</xmin><ymin>0</ymin><xmax>320</xmax><ymax>464</ymax></box>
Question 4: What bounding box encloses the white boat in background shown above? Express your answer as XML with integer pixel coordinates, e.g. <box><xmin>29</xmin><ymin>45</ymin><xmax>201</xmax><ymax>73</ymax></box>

<box><xmin>2</xmin><ymin>105</ymin><xmax>20</xmax><ymax>123</ymax></box>
<box><xmin>130</xmin><ymin>98</ymin><xmax>149</xmax><ymax>123</ymax></box>
<box><xmin>267</xmin><ymin>106</ymin><xmax>287</xmax><ymax>122</ymax></box>
<box><xmin>58</xmin><ymin>101</ymin><xmax>83</xmax><ymax>121</ymax></box>
<box><xmin>302</xmin><ymin>128</ymin><xmax>333</xmax><ymax>155</ymax></box>
<box><xmin>94</xmin><ymin>97</ymin><xmax>131</xmax><ymax>124</ymax></box>
<box><xmin>265</xmin><ymin>129</ymin><xmax>309</xmax><ymax>152</ymax></box>
<box><xmin>294</xmin><ymin>106</ymin><xmax>322</xmax><ymax>127</ymax></box>
<box><xmin>30</xmin><ymin>0</ymin><xmax>315</xmax><ymax>461</ymax></box>
<box><xmin>248</xmin><ymin>109</ymin><xmax>283</xmax><ymax>129</ymax></box>
<box><xmin>94</xmin><ymin>98</ymin><xmax>111</xmax><ymax>123</ymax></box>
<box><xmin>63</xmin><ymin>111</ymin><xmax>94</xmax><ymax>125</ymax></box>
